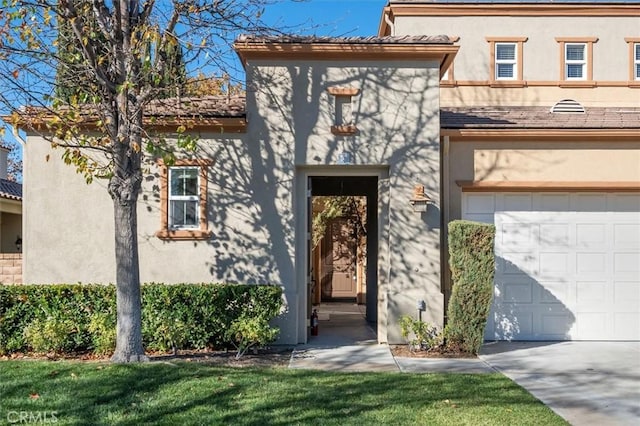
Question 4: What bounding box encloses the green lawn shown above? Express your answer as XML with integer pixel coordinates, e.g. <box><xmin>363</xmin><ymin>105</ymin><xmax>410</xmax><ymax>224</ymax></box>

<box><xmin>0</xmin><ymin>361</ymin><xmax>567</xmax><ymax>426</ymax></box>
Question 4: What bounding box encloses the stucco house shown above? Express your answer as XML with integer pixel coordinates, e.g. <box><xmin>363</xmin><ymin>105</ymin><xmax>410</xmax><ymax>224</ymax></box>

<box><xmin>0</xmin><ymin>143</ymin><xmax>22</xmax><ymax>284</ymax></box>
<box><xmin>14</xmin><ymin>1</ymin><xmax>640</xmax><ymax>344</ymax></box>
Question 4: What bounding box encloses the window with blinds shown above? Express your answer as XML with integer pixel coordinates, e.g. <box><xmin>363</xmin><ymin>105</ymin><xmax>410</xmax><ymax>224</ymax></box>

<box><xmin>495</xmin><ymin>43</ymin><xmax>517</xmax><ymax>80</ymax></box>
<box><xmin>565</xmin><ymin>43</ymin><xmax>586</xmax><ymax>80</ymax></box>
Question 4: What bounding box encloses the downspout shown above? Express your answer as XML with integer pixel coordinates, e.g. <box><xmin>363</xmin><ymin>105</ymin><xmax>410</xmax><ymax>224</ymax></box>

<box><xmin>441</xmin><ymin>135</ymin><xmax>451</xmax><ymax>325</ymax></box>
<box><xmin>384</xmin><ymin>11</ymin><xmax>395</xmax><ymax>36</ymax></box>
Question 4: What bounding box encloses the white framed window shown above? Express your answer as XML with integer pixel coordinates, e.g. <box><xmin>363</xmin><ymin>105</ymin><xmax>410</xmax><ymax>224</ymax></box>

<box><xmin>486</xmin><ymin>37</ymin><xmax>527</xmax><ymax>85</ymax></box>
<box><xmin>635</xmin><ymin>43</ymin><xmax>640</xmax><ymax>80</ymax></box>
<box><xmin>169</xmin><ymin>166</ymin><xmax>200</xmax><ymax>229</ymax></box>
<box><xmin>156</xmin><ymin>159</ymin><xmax>211</xmax><ymax>240</ymax></box>
<box><xmin>565</xmin><ymin>43</ymin><xmax>586</xmax><ymax>80</ymax></box>
<box><xmin>495</xmin><ymin>43</ymin><xmax>517</xmax><ymax>80</ymax></box>
<box><xmin>556</xmin><ymin>37</ymin><xmax>597</xmax><ymax>84</ymax></box>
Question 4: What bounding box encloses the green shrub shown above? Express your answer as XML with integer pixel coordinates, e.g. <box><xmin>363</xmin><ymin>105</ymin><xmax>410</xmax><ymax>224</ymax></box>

<box><xmin>226</xmin><ymin>316</ymin><xmax>280</xmax><ymax>359</ymax></box>
<box><xmin>23</xmin><ymin>316</ymin><xmax>79</xmax><ymax>353</ymax></box>
<box><xmin>88</xmin><ymin>312</ymin><xmax>117</xmax><ymax>355</ymax></box>
<box><xmin>399</xmin><ymin>315</ymin><xmax>441</xmax><ymax>352</ymax></box>
<box><xmin>0</xmin><ymin>283</ymin><xmax>282</xmax><ymax>356</ymax></box>
<box><xmin>445</xmin><ymin>220</ymin><xmax>496</xmax><ymax>354</ymax></box>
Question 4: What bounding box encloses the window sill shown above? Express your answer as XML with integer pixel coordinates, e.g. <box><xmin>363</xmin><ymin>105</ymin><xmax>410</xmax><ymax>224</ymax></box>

<box><xmin>558</xmin><ymin>81</ymin><xmax>596</xmax><ymax>88</ymax></box>
<box><xmin>489</xmin><ymin>80</ymin><xmax>525</xmax><ymax>88</ymax></box>
<box><xmin>331</xmin><ymin>125</ymin><xmax>358</xmax><ymax>136</ymax></box>
<box><xmin>628</xmin><ymin>82</ymin><xmax>640</xmax><ymax>88</ymax></box>
<box><xmin>155</xmin><ymin>229</ymin><xmax>212</xmax><ymax>241</ymax></box>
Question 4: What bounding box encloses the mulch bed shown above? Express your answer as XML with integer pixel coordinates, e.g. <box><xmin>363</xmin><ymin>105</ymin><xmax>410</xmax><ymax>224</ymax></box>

<box><xmin>1</xmin><ymin>347</ymin><xmax>294</xmax><ymax>367</ymax></box>
<box><xmin>390</xmin><ymin>345</ymin><xmax>477</xmax><ymax>359</ymax></box>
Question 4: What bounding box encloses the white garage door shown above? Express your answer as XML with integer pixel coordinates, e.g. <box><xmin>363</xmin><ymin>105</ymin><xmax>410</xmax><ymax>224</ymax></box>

<box><xmin>462</xmin><ymin>193</ymin><xmax>640</xmax><ymax>341</ymax></box>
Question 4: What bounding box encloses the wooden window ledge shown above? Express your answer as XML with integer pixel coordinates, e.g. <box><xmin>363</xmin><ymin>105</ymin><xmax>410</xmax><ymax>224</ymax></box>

<box><xmin>155</xmin><ymin>229</ymin><xmax>213</xmax><ymax>241</ymax></box>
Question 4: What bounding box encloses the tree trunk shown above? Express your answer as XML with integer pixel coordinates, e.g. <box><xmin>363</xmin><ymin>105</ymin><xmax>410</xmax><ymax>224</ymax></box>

<box><xmin>109</xmin><ymin>173</ymin><xmax>147</xmax><ymax>363</ymax></box>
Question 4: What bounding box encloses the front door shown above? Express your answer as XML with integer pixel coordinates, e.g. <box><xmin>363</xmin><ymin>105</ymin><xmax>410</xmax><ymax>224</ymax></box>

<box><xmin>321</xmin><ymin>217</ymin><xmax>357</xmax><ymax>300</ymax></box>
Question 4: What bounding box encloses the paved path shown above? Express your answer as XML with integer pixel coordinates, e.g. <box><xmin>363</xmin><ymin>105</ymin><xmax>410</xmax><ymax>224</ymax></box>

<box><xmin>290</xmin><ymin>304</ymin><xmax>640</xmax><ymax>425</ymax></box>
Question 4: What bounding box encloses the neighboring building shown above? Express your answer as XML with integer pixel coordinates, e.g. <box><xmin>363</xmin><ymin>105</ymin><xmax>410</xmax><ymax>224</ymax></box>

<box><xmin>0</xmin><ymin>143</ymin><xmax>22</xmax><ymax>284</ymax></box>
<box><xmin>382</xmin><ymin>1</ymin><xmax>640</xmax><ymax>341</ymax></box>
<box><xmin>13</xmin><ymin>1</ymin><xmax>640</xmax><ymax>344</ymax></box>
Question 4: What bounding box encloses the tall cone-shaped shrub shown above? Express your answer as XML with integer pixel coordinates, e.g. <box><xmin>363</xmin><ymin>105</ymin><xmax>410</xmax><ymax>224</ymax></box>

<box><xmin>445</xmin><ymin>220</ymin><xmax>496</xmax><ymax>354</ymax></box>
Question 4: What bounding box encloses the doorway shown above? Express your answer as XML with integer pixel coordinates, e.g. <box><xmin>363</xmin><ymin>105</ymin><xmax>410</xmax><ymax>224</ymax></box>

<box><xmin>307</xmin><ymin>176</ymin><xmax>378</xmax><ymax>337</ymax></box>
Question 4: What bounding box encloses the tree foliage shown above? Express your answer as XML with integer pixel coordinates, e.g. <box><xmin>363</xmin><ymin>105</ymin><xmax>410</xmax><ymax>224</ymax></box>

<box><xmin>0</xmin><ymin>0</ymin><xmax>283</xmax><ymax>362</ymax></box>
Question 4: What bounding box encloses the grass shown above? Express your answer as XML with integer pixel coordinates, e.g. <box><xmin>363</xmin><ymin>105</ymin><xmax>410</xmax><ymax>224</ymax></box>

<box><xmin>0</xmin><ymin>361</ymin><xmax>567</xmax><ymax>426</ymax></box>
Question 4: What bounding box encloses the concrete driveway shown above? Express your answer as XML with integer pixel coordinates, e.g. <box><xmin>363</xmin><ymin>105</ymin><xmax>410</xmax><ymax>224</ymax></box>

<box><xmin>479</xmin><ymin>341</ymin><xmax>640</xmax><ymax>426</ymax></box>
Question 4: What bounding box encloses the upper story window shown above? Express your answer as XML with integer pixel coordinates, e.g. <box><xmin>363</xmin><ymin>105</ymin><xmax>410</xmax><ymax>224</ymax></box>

<box><xmin>156</xmin><ymin>159</ymin><xmax>212</xmax><ymax>240</ymax></box>
<box><xmin>565</xmin><ymin>43</ymin><xmax>586</xmax><ymax>80</ymax></box>
<box><xmin>556</xmin><ymin>37</ymin><xmax>597</xmax><ymax>86</ymax></box>
<box><xmin>495</xmin><ymin>43</ymin><xmax>517</xmax><ymax>79</ymax></box>
<box><xmin>636</xmin><ymin>43</ymin><xmax>640</xmax><ymax>80</ymax></box>
<box><xmin>486</xmin><ymin>37</ymin><xmax>527</xmax><ymax>87</ymax></box>
<box><xmin>625</xmin><ymin>38</ymin><xmax>640</xmax><ymax>83</ymax></box>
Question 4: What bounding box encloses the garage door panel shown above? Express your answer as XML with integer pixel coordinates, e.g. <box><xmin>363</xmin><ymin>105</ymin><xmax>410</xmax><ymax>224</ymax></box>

<box><xmin>614</xmin><ymin>224</ymin><xmax>640</xmax><ymax>248</ymax></box>
<box><xmin>541</xmin><ymin>313</ymin><xmax>574</xmax><ymax>337</ymax></box>
<box><xmin>540</xmin><ymin>224</ymin><xmax>570</xmax><ymax>247</ymax></box>
<box><xmin>573</xmin><ymin>194</ymin><xmax>608</xmax><ymax>211</ymax></box>
<box><xmin>539</xmin><ymin>194</ymin><xmax>571</xmax><ymax>210</ymax></box>
<box><xmin>464</xmin><ymin>192</ymin><xmax>640</xmax><ymax>341</ymax></box>
<box><xmin>614</xmin><ymin>253</ymin><xmax>640</xmax><ymax>274</ymax></box>
<box><xmin>614</xmin><ymin>281</ymin><xmax>640</xmax><ymax>305</ymax></box>
<box><xmin>613</xmin><ymin>313</ymin><xmax>640</xmax><ymax>340</ymax></box>
<box><xmin>500</xmin><ymin>253</ymin><xmax>537</xmax><ymax>276</ymax></box>
<box><xmin>539</xmin><ymin>281</ymin><xmax>569</xmax><ymax>304</ymax></box>
<box><xmin>540</xmin><ymin>252</ymin><xmax>570</xmax><ymax>276</ymax></box>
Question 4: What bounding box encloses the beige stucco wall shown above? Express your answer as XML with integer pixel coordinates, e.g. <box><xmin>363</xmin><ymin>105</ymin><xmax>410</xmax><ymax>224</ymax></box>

<box><xmin>23</xmin><ymin>58</ymin><xmax>444</xmax><ymax>345</ymax></box>
<box><xmin>446</xmin><ymin>139</ymin><xmax>640</xmax><ymax>223</ymax></box>
<box><xmin>394</xmin><ymin>15</ymin><xmax>640</xmax><ymax>107</ymax></box>
<box><xmin>247</xmin><ymin>59</ymin><xmax>443</xmax><ymax>344</ymax></box>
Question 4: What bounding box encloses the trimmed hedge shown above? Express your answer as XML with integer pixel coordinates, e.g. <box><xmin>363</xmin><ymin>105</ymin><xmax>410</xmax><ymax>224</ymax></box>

<box><xmin>0</xmin><ymin>283</ymin><xmax>282</xmax><ymax>355</ymax></box>
<box><xmin>445</xmin><ymin>220</ymin><xmax>496</xmax><ymax>354</ymax></box>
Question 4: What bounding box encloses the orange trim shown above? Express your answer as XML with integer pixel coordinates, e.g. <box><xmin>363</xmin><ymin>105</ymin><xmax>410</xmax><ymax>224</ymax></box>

<box><xmin>440</xmin><ymin>80</ymin><xmax>637</xmax><ymax>88</ymax></box>
<box><xmin>486</xmin><ymin>37</ymin><xmax>528</xmax><ymax>85</ymax></box>
<box><xmin>156</xmin><ymin>159</ymin><xmax>212</xmax><ymax>241</ymax></box>
<box><xmin>555</xmin><ymin>37</ymin><xmax>599</xmax><ymax>43</ymax></box>
<box><xmin>625</xmin><ymin>38</ymin><xmax>640</xmax><ymax>83</ymax></box>
<box><xmin>8</xmin><ymin>115</ymin><xmax>247</xmax><ymax>134</ymax></box>
<box><xmin>457</xmin><ymin>180</ymin><xmax>640</xmax><ymax>193</ymax></box>
<box><xmin>331</xmin><ymin>125</ymin><xmax>358</xmax><ymax>136</ymax></box>
<box><xmin>379</xmin><ymin>4</ymin><xmax>640</xmax><ymax>36</ymax></box>
<box><xmin>555</xmin><ymin>38</ymin><xmax>598</xmax><ymax>83</ymax></box>
<box><xmin>442</xmin><ymin>129</ymin><xmax>640</xmax><ymax>140</ymax></box>
<box><xmin>234</xmin><ymin>41</ymin><xmax>459</xmax><ymax>72</ymax></box>
<box><xmin>327</xmin><ymin>87</ymin><xmax>360</xmax><ymax>96</ymax></box>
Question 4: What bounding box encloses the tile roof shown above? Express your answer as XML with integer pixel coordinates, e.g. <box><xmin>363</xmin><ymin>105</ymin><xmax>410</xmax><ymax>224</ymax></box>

<box><xmin>145</xmin><ymin>96</ymin><xmax>245</xmax><ymax>118</ymax></box>
<box><xmin>441</xmin><ymin>106</ymin><xmax>640</xmax><ymax>129</ymax></box>
<box><xmin>236</xmin><ymin>34</ymin><xmax>454</xmax><ymax>45</ymax></box>
<box><xmin>0</xmin><ymin>178</ymin><xmax>22</xmax><ymax>201</ymax></box>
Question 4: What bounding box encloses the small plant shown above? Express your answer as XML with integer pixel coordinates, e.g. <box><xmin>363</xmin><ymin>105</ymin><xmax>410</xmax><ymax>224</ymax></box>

<box><xmin>399</xmin><ymin>315</ymin><xmax>441</xmax><ymax>352</ymax></box>
<box><xmin>226</xmin><ymin>316</ymin><xmax>279</xmax><ymax>359</ymax></box>
<box><xmin>88</xmin><ymin>312</ymin><xmax>116</xmax><ymax>355</ymax></box>
<box><xmin>23</xmin><ymin>316</ymin><xmax>78</xmax><ymax>354</ymax></box>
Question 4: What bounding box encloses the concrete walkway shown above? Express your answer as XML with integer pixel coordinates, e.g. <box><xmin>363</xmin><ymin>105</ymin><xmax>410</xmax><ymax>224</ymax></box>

<box><xmin>289</xmin><ymin>304</ymin><xmax>640</xmax><ymax>425</ymax></box>
<box><xmin>289</xmin><ymin>303</ymin><xmax>491</xmax><ymax>373</ymax></box>
<box><xmin>479</xmin><ymin>341</ymin><xmax>640</xmax><ymax>426</ymax></box>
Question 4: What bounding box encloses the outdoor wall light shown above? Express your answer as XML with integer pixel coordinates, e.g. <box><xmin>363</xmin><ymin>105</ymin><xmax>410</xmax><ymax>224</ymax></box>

<box><xmin>15</xmin><ymin>237</ymin><xmax>22</xmax><ymax>252</ymax></box>
<box><xmin>409</xmin><ymin>184</ymin><xmax>431</xmax><ymax>212</ymax></box>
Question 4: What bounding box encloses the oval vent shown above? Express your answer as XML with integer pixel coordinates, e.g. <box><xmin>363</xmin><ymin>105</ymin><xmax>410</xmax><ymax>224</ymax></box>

<box><xmin>550</xmin><ymin>99</ymin><xmax>585</xmax><ymax>114</ymax></box>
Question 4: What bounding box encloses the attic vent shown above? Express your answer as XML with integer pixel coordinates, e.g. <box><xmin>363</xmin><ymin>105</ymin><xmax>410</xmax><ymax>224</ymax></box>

<box><xmin>550</xmin><ymin>99</ymin><xmax>585</xmax><ymax>114</ymax></box>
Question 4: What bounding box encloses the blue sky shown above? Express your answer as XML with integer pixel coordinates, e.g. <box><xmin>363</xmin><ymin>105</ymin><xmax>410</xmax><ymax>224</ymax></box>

<box><xmin>2</xmin><ymin>1</ymin><xmax>388</xmax><ymax>170</ymax></box>
<box><xmin>263</xmin><ymin>0</ymin><xmax>387</xmax><ymax>36</ymax></box>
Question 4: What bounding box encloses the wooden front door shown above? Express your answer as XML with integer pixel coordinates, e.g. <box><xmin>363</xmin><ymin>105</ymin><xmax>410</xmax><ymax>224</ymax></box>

<box><xmin>321</xmin><ymin>218</ymin><xmax>357</xmax><ymax>300</ymax></box>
